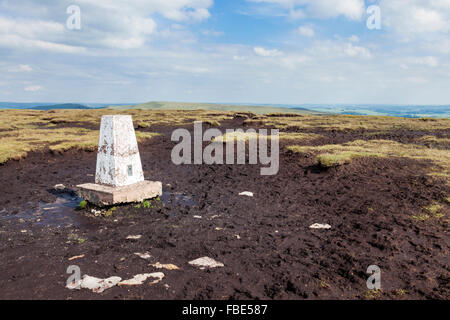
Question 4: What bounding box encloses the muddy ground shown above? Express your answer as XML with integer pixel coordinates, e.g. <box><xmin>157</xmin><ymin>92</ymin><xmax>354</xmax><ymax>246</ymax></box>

<box><xmin>0</xmin><ymin>118</ymin><xmax>449</xmax><ymax>300</ymax></box>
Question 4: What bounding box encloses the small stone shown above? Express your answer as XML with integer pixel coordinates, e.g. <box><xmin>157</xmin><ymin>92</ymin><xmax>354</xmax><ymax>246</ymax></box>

<box><xmin>309</xmin><ymin>223</ymin><xmax>331</xmax><ymax>230</ymax></box>
<box><xmin>118</xmin><ymin>272</ymin><xmax>164</xmax><ymax>286</ymax></box>
<box><xmin>239</xmin><ymin>191</ymin><xmax>253</xmax><ymax>197</ymax></box>
<box><xmin>126</xmin><ymin>235</ymin><xmax>142</xmax><ymax>240</ymax></box>
<box><xmin>76</xmin><ymin>275</ymin><xmax>122</xmax><ymax>293</ymax></box>
<box><xmin>54</xmin><ymin>184</ymin><xmax>66</xmax><ymax>191</ymax></box>
<box><xmin>188</xmin><ymin>257</ymin><xmax>224</xmax><ymax>269</ymax></box>
<box><xmin>193</xmin><ymin>216</ymin><xmax>202</xmax><ymax>219</ymax></box>
<box><xmin>134</xmin><ymin>252</ymin><xmax>151</xmax><ymax>260</ymax></box>
<box><xmin>235</xmin><ymin>235</ymin><xmax>241</xmax><ymax>239</ymax></box>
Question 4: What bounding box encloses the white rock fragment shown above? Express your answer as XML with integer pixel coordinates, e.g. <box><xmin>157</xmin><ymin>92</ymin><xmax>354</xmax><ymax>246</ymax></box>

<box><xmin>193</xmin><ymin>215</ymin><xmax>202</xmax><ymax>219</ymax></box>
<box><xmin>126</xmin><ymin>235</ymin><xmax>142</xmax><ymax>240</ymax></box>
<box><xmin>239</xmin><ymin>191</ymin><xmax>254</xmax><ymax>197</ymax></box>
<box><xmin>309</xmin><ymin>223</ymin><xmax>331</xmax><ymax>230</ymax></box>
<box><xmin>151</xmin><ymin>262</ymin><xmax>180</xmax><ymax>270</ymax></box>
<box><xmin>188</xmin><ymin>257</ymin><xmax>224</xmax><ymax>269</ymax></box>
<box><xmin>118</xmin><ymin>272</ymin><xmax>164</xmax><ymax>286</ymax></box>
<box><xmin>91</xmin><ymin>209</ymin><xmax>102</xmax><ymax>216</ymax></box>
<box><xmin>134</xmin><ymin>252</ymin><xmax>151</xmax><ymax>260</ymax></box>
<box><xmin>73</xmin><ymin>275</ymin><xmax>122</xmax><ymax>293</ymax></box>
<box><xmin>54</xmin><ymin>184</ymin><xmax>66</xmax><ymax>191</ymax></box>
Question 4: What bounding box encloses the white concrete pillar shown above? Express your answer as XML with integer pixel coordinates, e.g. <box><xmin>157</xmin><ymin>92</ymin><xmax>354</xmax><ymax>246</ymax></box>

<box><xmin>95</xmin><ymin>115</ymin><xmax>144</xmax><ymax>187</ymax></box>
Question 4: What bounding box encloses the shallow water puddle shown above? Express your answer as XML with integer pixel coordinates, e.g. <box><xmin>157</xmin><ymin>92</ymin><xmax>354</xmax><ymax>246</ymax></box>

<box><xmin>1</xmin><ymin>192</ymin><xmax>86</xmax><ymax>228</ymax></box>
<box><xmin>161</xmin><ymin>192</ymin><xmax>196</xmax><ymax>207</ymax></box>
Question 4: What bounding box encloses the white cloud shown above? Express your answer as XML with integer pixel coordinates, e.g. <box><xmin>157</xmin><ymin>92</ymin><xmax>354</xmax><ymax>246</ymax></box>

<box><xmin>24</xmin><ymin>85</ymin><xmax>43</xmax><ymax>92</ymax></box>
<box><xmin>406</xmin><ymin>56</ymin><xmax>439</xmax><ymax>67</ymax></box>
<box><xmin>379</xmin><ymin>0</ymin><xmax>450</xmax><ymax>38</ymax></box>
<box><xmin>174</xmin><ymin>65</ymin><xmax>210</xmax><ymax>74</ymax></box>
<box><xmin>9</xmin><ymin>65</ymin><xmax>33</xmax><ymax>72</ymax></box>
<box><xmin>202</xmin><ymin>29</ymin><xmax>225</xmax><ymax>37</ymax></box>
<box><xmin>248</xmin><ymin>0</ymin><xmax>365</xmax><ymax>20</ymax></box>
<box><xmin>297</xmin><ymin>25</ymin><xmax>314</xmax><ymax>37</ymax></box>
<box><xmin>0</xmin><ymin>0</ymin><xmax>213</xmax><ymax>52</ymax></box>
<box><xmin>254</xmin><ymin>46</ymin><xmax>283</xmax><ymax>57</ymax></box>
<box><xmin>344</xmin><ymin>43</ymin><xmax>371</xmax><ymax>58</ymax></box>
<box><xmin>348</xmin><ymin>35</ymin><xmax>359</xmax><ymax>42</ymax></box>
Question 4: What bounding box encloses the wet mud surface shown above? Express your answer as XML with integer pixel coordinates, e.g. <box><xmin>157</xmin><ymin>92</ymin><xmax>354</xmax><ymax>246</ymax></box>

<box><xmin>0</xmin><ymin>119</ymin><xmax>449</xmax><ymax>299</ymax></box>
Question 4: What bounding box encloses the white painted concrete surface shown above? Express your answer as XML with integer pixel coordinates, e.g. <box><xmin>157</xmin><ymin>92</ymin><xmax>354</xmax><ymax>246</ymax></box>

<box><xmin>95</xmin><ymin>115</ymin><xmax>144</xmax><ymax>187</ymax></box>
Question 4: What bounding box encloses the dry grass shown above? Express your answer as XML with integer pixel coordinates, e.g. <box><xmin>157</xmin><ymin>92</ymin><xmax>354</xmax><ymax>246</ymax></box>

<box><xmin>288</xmin><ymin>139</ymin><xmax>450</xmax><ymax>180</ymax></box>
<box><xmin>418</xmin><ymin>135</ymin><xmax>450</xmax><ymax>148</ymax></box>
<box><xmin>244</xmin><ymin>114</ymin><xmax>450</xmax><ymax>132</ymax></box>
<box><xmin>1</xmin><ymin>109</ymin><xmax>449</xmax><ymax>176</ymax></box>
<box><xmin>213</xmin><ymin>131</ymin><xmax>322</xmax><ymax>143</ymax></box>
<box><xmin>0</xmin><ymin>109</ymin><xmax>163</xmax><ymax>164</ymax></box>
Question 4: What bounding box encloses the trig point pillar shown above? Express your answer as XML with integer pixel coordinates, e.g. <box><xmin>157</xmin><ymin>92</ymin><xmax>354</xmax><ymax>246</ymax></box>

<box><xmin>77</xmin><ymin>115</ymin><xmax>162</xmax><ymax>207</ymax></box>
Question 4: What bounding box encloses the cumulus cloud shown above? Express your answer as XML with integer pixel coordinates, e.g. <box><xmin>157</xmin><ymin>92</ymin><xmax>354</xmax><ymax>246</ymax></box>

<box><xmin>379</xmin><ymin>0</ymin><xmax>450</xmax><ymax>38</ymax></box>
<box><xmin>254</xmin><ymin>47</ymin><xmax>283</xmax><ymax>57</ymax></box>
<box><xmin>297</xmin><ymin>25</ymin><xmax>314</xmax><ymax>37</ymax></box>
<box><xmin>0</xmin><ymin>0</ymin><xmax>213</xmax><ymax>52</ymax></box>
<box><xmin>344</xmin><ymin>43</ymin><xmax>371</xmax><ymax>58</ymax></box>
<box><xmin>248</xmin><ymin>0</ymin><xmax>365</xmax><ymax>20</ymax></box>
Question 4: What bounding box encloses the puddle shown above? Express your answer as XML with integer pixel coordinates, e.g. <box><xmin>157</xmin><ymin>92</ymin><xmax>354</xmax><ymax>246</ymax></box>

<box><xmin>161</xmin><ymin>192</ymin><xmax>196</xmax><ymax>207</ymax></box>
<box><xmin>0</xmin><ymin>192</ymin><xmax>86</xmax><ymax>228</ymax></box>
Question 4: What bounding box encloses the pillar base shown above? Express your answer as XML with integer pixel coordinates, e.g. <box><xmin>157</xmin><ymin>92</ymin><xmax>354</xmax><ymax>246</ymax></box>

<box><xmin>77</xmin><ymin>180</ymin><xmax>162</xmax><ymax>207</ymax></box>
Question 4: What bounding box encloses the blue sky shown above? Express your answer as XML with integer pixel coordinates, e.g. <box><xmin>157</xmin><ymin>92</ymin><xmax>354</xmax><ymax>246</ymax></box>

<box><xmin>0</xmin><ymin>0</ymin><xmax>449</xmax><ymax>105</ymax></box>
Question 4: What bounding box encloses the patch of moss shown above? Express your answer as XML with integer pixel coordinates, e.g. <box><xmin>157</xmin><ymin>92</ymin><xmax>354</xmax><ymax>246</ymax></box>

<box><xmin>142</xmin><ymin>200</ymin><xmax>151</xmax><ymax>209</ymax></box>
<box><xmin>77</xmin><ymin>200</ymin><xmax>88</xmax><ymax>210</ymax></box>
<box><xmin>105</xmin><ymin>207</ymin><xmax>117</xmax><ymax>217</ymax></box>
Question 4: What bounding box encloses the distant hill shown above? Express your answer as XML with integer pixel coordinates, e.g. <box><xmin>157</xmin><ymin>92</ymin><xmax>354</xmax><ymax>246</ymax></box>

<box><xmin>30</xmin><ymin>103</ymin><xmax>95</xmax><ymax>110</ymax></box>
<box><xmin>110</xmin><ymin>101</ymin><xmax>324</xmax><ymax>115</ymax></box>
<box><xmin>0</xmin><ymin>102</ymin><xmax>113</xmax><ymax>110</ymax></box>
